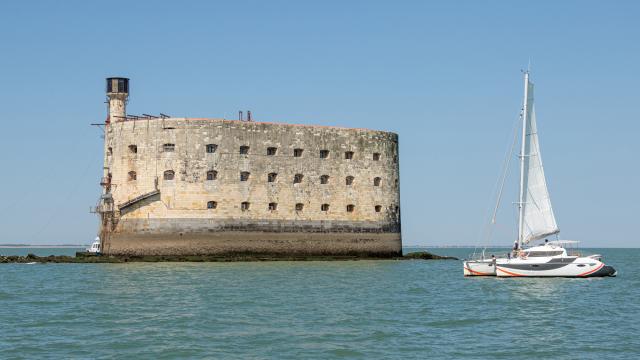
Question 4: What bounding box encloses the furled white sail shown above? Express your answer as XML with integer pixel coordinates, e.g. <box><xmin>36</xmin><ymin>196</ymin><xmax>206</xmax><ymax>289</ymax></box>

<box><xmin>521</xmin><ymin>79</ymin><xmax>560</xmax><ymax>244</ymax></box>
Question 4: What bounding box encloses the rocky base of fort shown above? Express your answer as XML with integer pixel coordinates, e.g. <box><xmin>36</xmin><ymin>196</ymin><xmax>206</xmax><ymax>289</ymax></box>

<box><xmin>0</xmin><ymin>251</ymin><xmax>457</xmax><ymax>263</ymax></box>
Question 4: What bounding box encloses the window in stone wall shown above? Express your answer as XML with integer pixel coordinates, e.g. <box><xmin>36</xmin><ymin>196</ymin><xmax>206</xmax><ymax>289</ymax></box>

<box><xmin>393</xmin><ymin>155</ymin><xmax>398</xmax><ymax>163</ymax></box>
<box><xmin>207</xmin><ymin>201</ymin><xmax>217</xmax><ymax>209</ymax></box>
<box><xmin>374</xmin><ymin>177</ymin><xmax>382</xmax><ymax>187</ymax></box>
<box><xmin>240</xmin><ymin>145</ymin><xmax>250</xmax><ymax>155</ymax></box>
<box><xmin>107</xmin><ymin>147</ymin><xmax>113</xmax><ymax>156</ymax></box>
<box><xmin>345</xmin><ymin>151</ymin><xmax>354</xmax><ymax>160</ymax></box>
<box><xmin>163</xmin><ymin>143</ymin><xmax>175</xmax><ymax>152</ymax></box>
<box><xmin>206</xmin><ymin>144</ymin><xmax>218</xmax><ymax>153</ymax></box>
<box><xmin>294</xmin><ymin>174</ymin><xmax>304</xmax><ymax>184</ymax></box>
<box><xmin>346</xmin><ymin>204</ymin><xmax>355</xmax><ymax>213</ymax></box>
<box><xmin>375</xmin><ymin>205</ymin><xmax>382</xmax><ymax>213</ymax></box>
<box><xmin>268</xmin><ymin>172</ymin><xmax>278</xmax><ymax>182</ymax></box>
<box><xmin>268</xmin><ymin>202</ymin><xmax>278</xmax><ymax>211</ymax></box>
<box><xmin>395</xmin><ymin>179</ymin><xmax>399</xmax><ymax>188</ymax></box>
<box><xmin>295</xmin><ymin>203</ymin><xmax>304</xmax><ymax>211</ymax></box>
<box><xmin>320</xmin><ymin>150</ymin><xmax>329</xmax><ymax>159</ymax></box>
<box><xmin>321</xmin><ymin>203</ymin><xmax>330</xmax><ymax>212</ymax></box>
<box><xmin>241</xmin><ymin>202</ymin><xmax>250</xmax><ymax>211</ymax></box>
<box><xmin>267</xmin><ymin>147</ymin><xmax>278</xmax><ymax>156</ymax></box>
<box><xmin>320</xmin><ymin>175</ymin><xmax>329</xmax><ymax>184</ymax></box>
<box><xmin>345</xmin><ymin>176</ymin><xmax>354</xmax><ymax>186</ymax></box>
<box><xmin>128</xmin><ymin>171</ymin><xmax>137</xmax><ymax>181</ymax></box>
<box><xmin>163</xmin><ymin>170</ymin><xmax>175</xmax><ymax>180</ymax></box>
<box><xmin>240</xmin><ymin>171</ymin><xmax>250</xmax><ymax>181</ymax></box>
<box><xmin>294</xmin><ymin>148</ymin><xmax>303</xmax><ymax>157</ymax></box>
<box><xmin>128</xmin><ymin>145</ymin><xmax>137</xmax><ymax>154</ymax></box>
<box><xmin>373</xmin><ymin>152</ymin><xmax>381</xmax><ymax>161</ymax></box>
<box><xmin>207</xmin><ymin>170</ymin><xmax>218</xmax><ymax>181</ymax></box>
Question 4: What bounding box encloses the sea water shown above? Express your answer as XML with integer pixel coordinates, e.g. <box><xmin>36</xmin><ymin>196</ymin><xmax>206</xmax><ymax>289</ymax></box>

<box><xmin>1</xmin><ymin>248</ymin><xmax>638</xmax><ymax>359</ymax></box>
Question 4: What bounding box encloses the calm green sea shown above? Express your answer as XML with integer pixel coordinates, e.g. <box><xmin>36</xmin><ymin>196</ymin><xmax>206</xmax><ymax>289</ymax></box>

<box><xmin>1</xmin><ymin>247</ymin><xmax>638</xmax><ymax>359</ymax></box>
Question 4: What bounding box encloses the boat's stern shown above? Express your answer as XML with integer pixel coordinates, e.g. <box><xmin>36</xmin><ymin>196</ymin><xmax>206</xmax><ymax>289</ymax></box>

<box><xmin>463</xmin><ymin>260</ymin><xmax>497</xmax><ymax>276</ymax></box>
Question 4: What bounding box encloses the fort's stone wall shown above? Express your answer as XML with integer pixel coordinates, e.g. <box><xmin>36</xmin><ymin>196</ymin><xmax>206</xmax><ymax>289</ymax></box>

<box><xmin>102</xmin><ymin>118</ymin><xmax>401</xmax><ymax>256</ymax></box>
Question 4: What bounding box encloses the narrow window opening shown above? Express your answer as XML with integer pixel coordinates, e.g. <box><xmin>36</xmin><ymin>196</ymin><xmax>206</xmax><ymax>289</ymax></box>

<box><xmin>207</xmin><ymin>170</ymin><xmax>218</xmax><ymax>181</ymax></box>
<box><xmin>163</xmin><ymin>143</ymin><xmax>175</xmax><ymax>152</ymax></box>
<box><xmin>321</xmin><ymin>203</ymin><xmax>330</xmax><ymax>212</ymax></box>
<box><xmin>207</xmin><ymin>201</ymin><xmax>217</xmax><ymax>209</ymax></box>
<box><xmin>294</xmin><ymin>148</ymin><xmax>303</xmax><ymax>157</ymax></box>
<box><xmin>295</xmin><ymin>203</ymin><xmax>304</xmax><ymax>211</ymax></box>
<box><xmin>206</xmin><ymin>144</ymin><xmax>218</xmax><ymax>153</ymax></box>
<box><xmin>163</xmin><ymin>170</ymin><xmax>175</xmax><ymax>180</ymax></box>
<box><xmin>320</xmin><ymin>175</ymin><xmax>329</xmax><ymax>184</ymax></box>
<box><xmin>374</xmin><ymin>177</ymin><xmax>381</xmax><ymax>187</ymax></box>
<box><xmin>128</xmin><ymin>145</ymin><xmax>137</xmax><ymax>154</ymax></box>
<box><xmin>268</xmin><ymin>202</ymin><xmax>278</xmax><ymax>211</ymax></box>
<box><xmin>375</xmin><ymin>205</ymin><xmax>382</xmax><ymax>213</ymax></box>
<box><xmin>128</xmin><ymin>171</ymin><xmax>137</xmax><ymax>181</ymax></box>
<box><xmin>294</xmin><ymin>174</ymin><xmax>303</xmax><ymax>184</ymax></box>
<box><xmin>268</xmin><ymin>172</ymin><xmax>278</xmax><ymax>182</ymax></box>
<box><xmin>320</xmin><ymin>150</ymin><xmax>329</xmax><ymax>159</ymax></box>
<box><xmin>241</xmin><ymin>202</ymin><xmax>250</xmax><ymax>211</ymax></box>
<box><xmin>346</xmin><ymin>176</ymin><xmax>354</xmax><ymax>186</ymax></box>
<box><xmin>346</xmin><ymin>204</ymin><xmax>355</xmax><ymax>213</ymax></box>
<box><xmin>344</xmin><ymin>151</ymin><xmax>354</xmax><ymax>160</ymax></box>
<box><xmin>373</xmin><ymin>153</ymin><xmax>381</xmax><ymax>161</ymax></box>
<box><xmin>240</xmin><ymin>171</ymin><xmax>250</xmax><ymax>181</ymax></box>
<box><xmin>240</xmin><ymin>145</ymin><xmax>250</xmax><ymax>155</ymax></box>
<box><xmin>267</xmin><ymin>147</ymin><xmax>277</xmax><ymax>156</ymax></box>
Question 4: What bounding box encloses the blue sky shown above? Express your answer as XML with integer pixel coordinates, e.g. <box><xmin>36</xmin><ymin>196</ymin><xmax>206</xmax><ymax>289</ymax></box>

<box><xmin>0</xmin><ymin>0</ymin><xmax>638</xmax><ymax>247</ymax></box>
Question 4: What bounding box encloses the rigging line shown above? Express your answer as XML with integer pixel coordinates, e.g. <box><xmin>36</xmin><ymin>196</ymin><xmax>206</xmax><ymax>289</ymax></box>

<box><xmin>491</xmin><ymin>116</ymin><xmax>520</xmax><ymax>225</ymax></box>
<box><xmin>472</xmin><ymin>113</ymin><xmax>521</xmax><ymax>257</ymax></box>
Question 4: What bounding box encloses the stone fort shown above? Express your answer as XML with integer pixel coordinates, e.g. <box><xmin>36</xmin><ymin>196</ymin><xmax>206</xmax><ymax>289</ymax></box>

<box><xmin>97</xmin><ymin>78</ymin><xmax>401</xmax><ymax>257</ymax></box>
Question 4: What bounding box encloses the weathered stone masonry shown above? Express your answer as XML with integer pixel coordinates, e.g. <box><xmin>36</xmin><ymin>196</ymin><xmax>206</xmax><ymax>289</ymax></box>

<box><xmin>99</xmin><ymin>78</ymin><xmax>401</xmax><ymax>256</ymax></box>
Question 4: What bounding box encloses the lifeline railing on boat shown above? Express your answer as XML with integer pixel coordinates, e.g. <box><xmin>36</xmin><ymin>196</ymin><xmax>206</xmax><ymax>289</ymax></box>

<box><xmin>467</xmin><ymin>249</ymin><xmax>585</xmax><ymax>260</ymax></box>
<box><xmin>466</xmin><ymin>252</ymin><xmax>512</xmax><ymax>261</ymax></box>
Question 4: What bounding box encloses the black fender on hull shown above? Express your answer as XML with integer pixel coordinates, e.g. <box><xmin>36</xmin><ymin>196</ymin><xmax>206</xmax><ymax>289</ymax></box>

<box><xmin>585</xmin><ymin>265</ymin><xmax>617</xmax><ymax>277</ymax></box>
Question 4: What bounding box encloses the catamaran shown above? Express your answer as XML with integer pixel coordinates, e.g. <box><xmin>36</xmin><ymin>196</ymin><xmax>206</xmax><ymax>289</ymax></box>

<box><xmin>463</xmin><ymin>72</ymin><xmax>616</xmax><ymax>278</ymax></box>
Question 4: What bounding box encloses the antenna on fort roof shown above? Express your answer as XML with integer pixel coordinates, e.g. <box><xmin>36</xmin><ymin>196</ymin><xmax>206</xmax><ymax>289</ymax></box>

<box><xmin>247</xmin><ymin>111</ymin><xmax>252</xmax><ymax>122</ymax></box>
<box><xmin>239</xmin><ymin>111</ymin><xmax>243</xmax><ymax>121</ymax></box>
<box><xmin>106</xmin><ymin>77</ymin><xmax>129</xmax><ymax>123</ymax></box>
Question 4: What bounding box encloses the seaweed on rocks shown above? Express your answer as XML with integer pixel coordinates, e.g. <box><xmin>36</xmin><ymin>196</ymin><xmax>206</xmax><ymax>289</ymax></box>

<box><xmin>1</xmin><ymin>251</ymin><xmax>457</xmax><ymax>263</ymax></box>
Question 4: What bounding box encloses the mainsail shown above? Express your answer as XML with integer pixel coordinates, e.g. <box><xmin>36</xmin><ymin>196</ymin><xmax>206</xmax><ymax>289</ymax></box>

<box><xmin>519</xmin><ymin>76</ymin><xmax>560</xmax><ymax>244</ymax></box>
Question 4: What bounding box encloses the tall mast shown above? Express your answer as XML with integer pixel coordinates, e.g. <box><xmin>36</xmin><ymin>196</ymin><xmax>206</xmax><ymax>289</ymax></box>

<box><xmin>517</xmin><ymin>71</ymin><xmax>530</xmax><ymax>249</ymax></box>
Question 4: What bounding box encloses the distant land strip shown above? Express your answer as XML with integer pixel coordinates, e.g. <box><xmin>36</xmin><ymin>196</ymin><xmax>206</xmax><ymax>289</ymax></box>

<box><xmin>0</xmin><ymin>245</ymin><xmax>87</xmax><ymax>248</ymax></box>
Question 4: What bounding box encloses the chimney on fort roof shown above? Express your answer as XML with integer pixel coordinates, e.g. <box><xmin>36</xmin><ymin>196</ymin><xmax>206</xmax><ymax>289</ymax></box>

<box><xmin>106</xmin><ymin>77</ymin><xmax>129</xmax><ymax>122</ymax></box>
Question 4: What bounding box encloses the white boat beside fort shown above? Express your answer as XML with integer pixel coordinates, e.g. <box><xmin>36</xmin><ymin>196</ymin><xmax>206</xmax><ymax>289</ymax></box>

<box><xmin>86</xmin><ymin>237</ymin><xmax>101</xmax><ymax>254</ymax></box>
<box><xmin>463</xmin><ymin>72</ymin><xmax>616</xmax><ymax>278</ymax></box>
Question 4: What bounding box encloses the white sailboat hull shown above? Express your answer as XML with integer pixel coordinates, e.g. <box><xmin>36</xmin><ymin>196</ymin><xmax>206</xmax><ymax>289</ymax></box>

<box><xmin>495</xmin><ymin>256</ymin><xmax>616</xmax><ymax>277</ymax></box>
<box><xmin>463</xmin><ymin>260</ymin><xmax>497</xmax><ymax>276</ymax></box>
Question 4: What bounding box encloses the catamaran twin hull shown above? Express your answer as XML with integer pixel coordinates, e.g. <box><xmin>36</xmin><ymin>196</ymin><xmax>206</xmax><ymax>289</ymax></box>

<box><xmin>463</xmin><ymin>260</ymin><xmax>497</xmax><ymax>276</ymax></box>
<box><xmin>463</xmin><ymin>258</ymin><xmax>617</xmax><ymax>278</ymax></box>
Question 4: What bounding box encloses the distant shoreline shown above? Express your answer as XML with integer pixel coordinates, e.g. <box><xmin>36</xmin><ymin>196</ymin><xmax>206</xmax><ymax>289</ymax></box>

<box><xmin>0</xmin><ymin>245</ymin><xmax>87</xmax><ymax>248</ymax></box>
